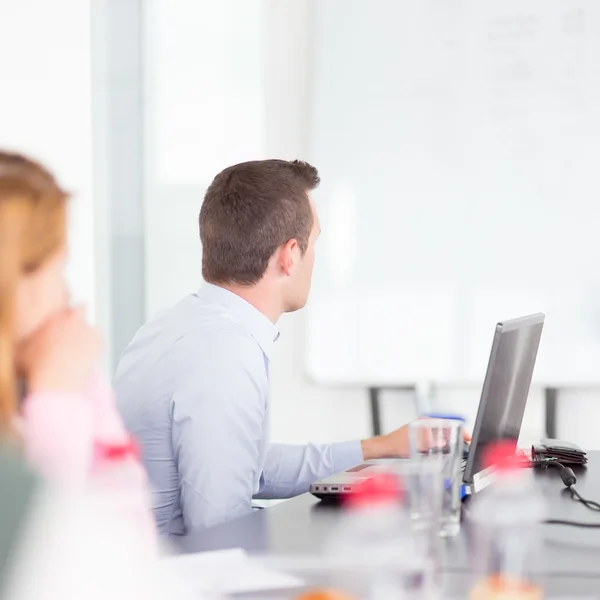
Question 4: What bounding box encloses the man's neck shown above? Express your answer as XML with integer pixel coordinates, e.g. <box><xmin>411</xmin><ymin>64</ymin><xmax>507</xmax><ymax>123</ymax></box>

<box><xmin>217</xmin><ymin>282</ymin><xmax>282</xmax><ymax>324</ymax></box>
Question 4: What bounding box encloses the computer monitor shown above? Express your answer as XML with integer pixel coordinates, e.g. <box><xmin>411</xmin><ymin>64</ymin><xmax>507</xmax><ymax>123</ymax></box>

<box><xmin>463</xmin><ymin>313</ymin><xmax>545</xmax><ymax>485</ymax></box>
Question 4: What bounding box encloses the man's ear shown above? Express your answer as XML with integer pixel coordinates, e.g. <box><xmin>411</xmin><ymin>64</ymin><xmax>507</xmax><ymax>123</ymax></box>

<box><xmin>279</xmin><ymin>238</ymin><xmax>298</xmax><ymax>276</ymax></box>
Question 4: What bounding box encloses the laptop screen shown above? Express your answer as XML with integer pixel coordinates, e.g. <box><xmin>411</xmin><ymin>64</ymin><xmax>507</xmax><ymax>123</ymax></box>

<box><xmin>463</xmin><ymin>313</ymin><xmax>545</xmax><ymax>484</ymax></box>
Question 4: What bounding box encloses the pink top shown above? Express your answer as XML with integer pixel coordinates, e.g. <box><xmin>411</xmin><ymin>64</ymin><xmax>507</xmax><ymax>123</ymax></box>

<box><xmin>19</xmin><ymin>373</ymin><xmax>156</xmax><ymax>542</ymax></box>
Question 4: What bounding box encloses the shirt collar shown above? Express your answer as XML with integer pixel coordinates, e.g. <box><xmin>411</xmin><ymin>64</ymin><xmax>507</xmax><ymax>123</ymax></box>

<box><xmin>196</xmin><ymin>283</ymin><xmax>280</xmax><ymax>360</ymax></box>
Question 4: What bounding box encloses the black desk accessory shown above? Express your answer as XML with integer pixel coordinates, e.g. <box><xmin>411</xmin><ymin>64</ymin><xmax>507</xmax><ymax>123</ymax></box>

<box><xmin>529</xmin><ymin>439</ymin><xmax>600</xmax><ymax>528</ymax></box>
<box><xmin>532</xmin><ymin>439</ymin><xmax>587</xmax><ymax>466</ymax></box>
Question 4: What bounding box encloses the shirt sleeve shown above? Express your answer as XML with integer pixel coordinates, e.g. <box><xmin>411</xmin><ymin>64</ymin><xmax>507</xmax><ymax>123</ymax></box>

<box><xmin>21</xmin><ymin>372</ymin><xmax>148</xmax><ymax>489</ymax></box>
<box><xmin>255</xmin><ymin>440</ymin><xmax>364</xmax><ymax>499</ymax></box>
<box><xmin>171</xmin><ymin>335</ymin><xmax>267</xmax><ymax>533</ymax></box>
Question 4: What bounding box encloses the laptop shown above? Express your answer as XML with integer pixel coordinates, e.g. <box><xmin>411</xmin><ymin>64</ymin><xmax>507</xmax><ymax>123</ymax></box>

<box><xmin>310</xmin><ymin>313</ymin><xmax>545</xmax><ymax>500</ymax></box>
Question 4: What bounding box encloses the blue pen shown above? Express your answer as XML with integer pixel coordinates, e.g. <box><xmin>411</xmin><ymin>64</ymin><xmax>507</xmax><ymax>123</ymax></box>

<box><xmin>423</xmin><ymin>413</ymin><xmax>466</xmax><ymax>423</ymax></box>
<box><xmin>445</xmin><ymin>478</ymin><xmax>468</xmax><ymax>499</ymax></box>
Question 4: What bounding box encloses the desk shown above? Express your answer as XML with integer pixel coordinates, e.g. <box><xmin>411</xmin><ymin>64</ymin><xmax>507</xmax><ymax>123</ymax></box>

<box><xmin>175</xmin><ymin>452</ymin><xmax>600</xmax><ymax>594</ymax></box>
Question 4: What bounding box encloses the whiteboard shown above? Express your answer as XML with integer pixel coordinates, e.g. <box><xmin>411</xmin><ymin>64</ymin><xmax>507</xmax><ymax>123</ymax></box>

<box><xmin>306</xmin><ymin>0</ymin><xmax>600</xmax><ymax>387</ymax></box>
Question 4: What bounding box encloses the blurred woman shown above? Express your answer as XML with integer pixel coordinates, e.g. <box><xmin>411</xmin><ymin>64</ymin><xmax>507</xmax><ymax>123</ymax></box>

<box><xmin>0</xmin><ymin>150</ymin><xmax>154</xmax><ymax>542</ymax></box>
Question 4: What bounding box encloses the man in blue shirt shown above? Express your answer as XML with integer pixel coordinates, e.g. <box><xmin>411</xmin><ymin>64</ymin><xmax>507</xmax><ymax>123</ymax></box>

<box><xmin>114</xmin><ymin>160</ymin><xmax>414</xmax><ymax>536</ymax></box>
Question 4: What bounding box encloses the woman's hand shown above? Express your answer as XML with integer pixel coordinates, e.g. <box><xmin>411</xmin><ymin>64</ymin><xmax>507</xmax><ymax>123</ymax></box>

<box><xmin>17</xmin><ymin>307</ymin><xmax>102</xmax><ymax>395</ymax></box>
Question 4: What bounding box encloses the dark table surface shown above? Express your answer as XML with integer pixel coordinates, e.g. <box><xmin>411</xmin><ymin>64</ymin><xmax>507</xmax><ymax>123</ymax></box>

<box><xmin>175</xmin><ymin>452</ymin><xmax>600</xmax><ymax>595</ymax></box>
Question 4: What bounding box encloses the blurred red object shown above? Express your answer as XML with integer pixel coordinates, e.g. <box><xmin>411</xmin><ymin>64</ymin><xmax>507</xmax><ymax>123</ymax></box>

<box><xmin>483</xmin><ymin>440</ymin><xmax>531</xmax><ymax>472</ymax></box>
<box><xmin>94</xmin><ymin>436</ymin><xmax>140</xmax><ymax>462</ymax></box>
<box><xmin>345</xmin><ymin>472</ymin><xmax>404</xmax><ymax>509</ymax></box>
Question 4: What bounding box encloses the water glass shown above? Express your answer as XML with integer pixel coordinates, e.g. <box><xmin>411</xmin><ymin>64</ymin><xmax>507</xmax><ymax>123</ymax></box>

<box><xmin>408</xmin><ymin>418</ymin><xmax>464</xmax><ymax>537</ymax></box>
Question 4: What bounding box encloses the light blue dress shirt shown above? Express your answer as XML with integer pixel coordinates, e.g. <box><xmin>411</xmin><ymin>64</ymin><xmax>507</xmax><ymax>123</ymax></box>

<box><xmin>113</xmin><ymin>284</ymin><xmax>363</xmax><ymax>536</ymax></box>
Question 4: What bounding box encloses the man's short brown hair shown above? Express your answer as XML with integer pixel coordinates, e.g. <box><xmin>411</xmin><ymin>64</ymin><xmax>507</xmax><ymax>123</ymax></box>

<box><xmin>199</xmin><ymin>159</ymin><xmax>320</xmax><ymax>285</ymax></box>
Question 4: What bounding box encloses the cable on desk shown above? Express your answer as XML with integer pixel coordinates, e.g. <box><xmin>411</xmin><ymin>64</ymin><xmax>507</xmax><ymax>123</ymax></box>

<box><xmin>538</xmin><ymin>460</ymin><xmax>600</xmax><ymax>528</ymax></box>
<box><xmin>544</xmin><ymin>518</ymin><xmax>600</xmax><ymax>528</ymax></box>
<box><xmin>569</xmin><ymin>486</ymin><xmax>600</xmax><ymax>512</ymax></box>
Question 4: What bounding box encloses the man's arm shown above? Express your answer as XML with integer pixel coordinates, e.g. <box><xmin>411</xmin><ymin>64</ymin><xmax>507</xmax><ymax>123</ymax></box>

<box><xmin>172</xmin><ymin>335</ymin><xmax>267</xmax><ymax>532</ymax></box>
<box><xmin>255</xmin><ymin>441</ymin><xmax>363</xmax><ymax>499</ymax></box>
<box><xmin>255</xmin><ymin>427</ymin><xmax>414</xmax><ymax>499</ymax></box>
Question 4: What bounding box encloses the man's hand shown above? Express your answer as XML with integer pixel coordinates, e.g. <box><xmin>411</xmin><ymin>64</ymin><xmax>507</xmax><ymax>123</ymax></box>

<box><xmin>361</xmin><ymin>422</ymin><xmax>471</xmax><ymax>461</ymax></box>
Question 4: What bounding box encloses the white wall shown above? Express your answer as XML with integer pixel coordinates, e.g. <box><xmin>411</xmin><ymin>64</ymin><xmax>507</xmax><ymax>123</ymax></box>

<box><xmin>0</xmin><ymin>0</ymin><xmax>96</xmax><ymax>321</ymax></box>
<box><xmin>143</xmin><ymin>0</ymin><xmax>266</xmax><ymax>316</ymax></box>
<box><xmin>142</xmin><ymin>0</ymin><xmax>598</xmax><ymax>449</ymax></box>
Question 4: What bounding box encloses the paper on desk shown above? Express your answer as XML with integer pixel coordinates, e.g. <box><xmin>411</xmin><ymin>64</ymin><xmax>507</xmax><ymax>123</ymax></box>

<box><xmin>160</xmin><ymin>548</ymin><xmax>304</xmax><ymax>596</ymax></box>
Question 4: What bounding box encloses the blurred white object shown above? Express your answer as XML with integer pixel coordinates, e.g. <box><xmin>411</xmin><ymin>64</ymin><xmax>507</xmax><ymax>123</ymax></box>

<box><xmin>4</xmin><ymin>485</ymin><xmax>191</xmax><ymax>600</ymax></box>
<box><xmin>468</xmin><ymin>443</ymin><xmax>546</xmax><ymax>599</ymax></box>
<box><xmin>90</xmin><ymin>446</ymin><xmax>157</xmax><ymax>558</ymax></box>
<box><xmin>324</xmin><ymin>473</ymin><xmax>437</xmax><ymax>600</ymax></box>
<box><xmin>160</xmin><ymin>548</ymin><xmax>304</xmax><ymax>596</ymax></box>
